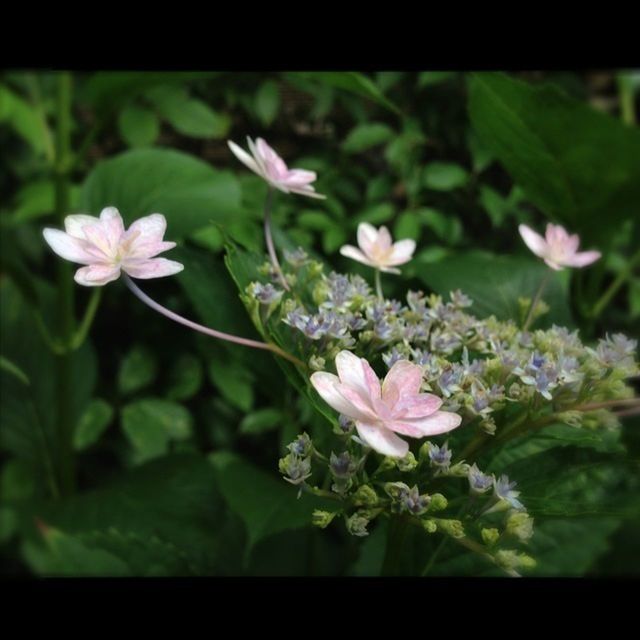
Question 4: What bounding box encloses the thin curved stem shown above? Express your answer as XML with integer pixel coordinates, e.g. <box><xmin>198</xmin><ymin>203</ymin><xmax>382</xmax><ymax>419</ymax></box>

<box><xmin>69</xmin><ymin>288</ymin><xmax>102</xmax><ymax>350</ymax></box>
<box><xmin>589</xmin><ymin>248</ymin><xmax>640</xmax><ymax>320</ymax></box>
<box><xmin>523</xmin><ymin>271</ymin><xmax>552</xmax><ymax>332</ymax></box>
<box><xmin>123</xmin><ymin>275</ymin><xmax>305</xmax><ymax>369</ymax></box>
<box><xmin>375</xmin><ymin>269</ymin><xmax>383</xmax><ymax>300</ymax></box>
<box><xmin>263</xmin><ymin>188</ymin><xmax>290</xmax><ymax>291</ymax></box>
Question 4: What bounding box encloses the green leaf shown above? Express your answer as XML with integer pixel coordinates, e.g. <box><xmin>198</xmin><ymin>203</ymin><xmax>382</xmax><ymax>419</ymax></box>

<box><xmin>394</xmin><ymin>211</ymin><xmax>422</xmax><ymax>241</ymax></box>
<box><xmin>0</xmin><ymin>506</ymin><xmax>18</xmax><ymax>544</ymax></box>
<box><xmin>255</xmin><ymin>80</ymin><xmax>280</xmax><ymax>126</ymax></box>
<box><xmin>287</xmin><ymin>71</ymin><xmax>400</xmax><ymax>114</ymax></box>
<box><xmin>408</xmin><ymin>251</ymin><xmax>572</xmax><ymax>324</ymax></box>
<box><xmin>468</xmin><ymin>72</ymin><xmax>640</xmax><ymax>245</ymax></box>
<box><xmin>0</xmin><ymin>84</ymin><xmax>48</xmax><ymax>156</ymax></box>
<box><xmin>73</xmin><ymin>399</ymin><xmax>114</xmax><ymax>451</ymax></box>
<box><xmin>209</xmin><ymin>451</ymin><xmax>333</xmax><ymax>556</ymax></box>
<box><xmin>240</xmin><ymin>408</ymin><xmax>283</xmax><ymax>435</ymax></box>
<box><xmin>118</xmin><ymin>104</ymin><xmax>160</xmax><ymax>147</ymax></box>
<box><xmin>166</xmin><ymin>354</ymin><xmax>203</xmax><ymax>401</ymax></box>
<box><xmin>418</xmin><ymin>71</ymin><xmax>457</xmax><ymax>88</ymax></box>
<box><xmin>121</xmin><ymin>399</ymin><xmax>193</xmax><ymax>464</ymax></box>
<box><xmin>117</xmin><ymin>345</ymin><xmax>158</xmax><ymax>395</ymax></box>
<box><xmin>417</xmin><ymin>207</ymin><xmax>462</xmax><ymax>244</ymax></box>
<box><xmin>343</xmin><ymin>122</ymin><xmax>394</xmax><ymax>153</ymax></box>
<box><xmin>423</xmin><ymin>162</ymin><xmax>469</xmax><ymax>191</ymax></box>
<box><xmin>0</xmin><ymin>355</ymin><xmax>30</xmax><ymax>386</ymax></box>
<box><xmin>80</xmin><ymin>148</ymin><xmax>243</xmax><ymax>238</ymax></box>
<box><xmin>479</xmin><ymin>185</ymin><xmax>511</xmax><ymax>226</ymax></box>
<box><xmin>208</xmin><ymin>359</ymin><xmax>254</xmax><ymax>413</ymax></box>
<box><xmin>353</xmin><ymin>203</ymin><xmax>395</xmax><ymax>226</ymax></box>
<box><xmin>147</xmin><ymin>85</ymin><xmax>230</xmax><ymax>139</ymax></box>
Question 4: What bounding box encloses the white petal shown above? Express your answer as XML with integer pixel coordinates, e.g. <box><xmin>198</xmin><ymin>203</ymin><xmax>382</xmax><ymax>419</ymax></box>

<box><xmin>357</xmin><ymin>223</ymin><xmax>378</xmax><ymax>256</ymax></box>
<box><xmin>339</xmin><ymin>245</ymin><xmax>376</xmax><ymax>268</ymax></box>
<box><xmin>518</xmin><ymin>224</ymin><xmax>548</xmax><ymax>258</ymax></box>
<box><xmin>310</xmin><ymin>372</ymin><xmax>361</xmax><ymax>417</ymax></box>
<box><xmin>335</xmin><ymin>351</ymin><xmax>369</xmax><ymax>395</ymax></box>
<box><xmin>379</xmin><ymin>266</ymin><xmax>401</xmax><ymax>275</ymax></box>
<box><xmin>228</xmin><ymin>140</ymin><xmax>263</xmax><ymax>178</ymax></box>
<box><xmin>43</xmin><ymin>228</ymin><xmax>95</xmax><ymax>264</ymax></box>
<box><xmin>74</xmin><ymin>264</ymin><xmax>121</xmax><ymax>287</ymax></box>
<box><xmin>386</xmin><ymin>239</ymin><xmax>416</xmax><ymax>265</ymax></box>
<box><xmin>123</xmin><ymin>258</ymin><xmax>184</xmax><ymax>279</ymax></box>
<box><xmin>565</xmin><ymin>250</ymin><xmax>601</xmax><ymax>268</ymax></box>
<box><xmin>128</xmin><ymin>213</ymin><xmax>167</xmax><ymax>242</ymax></box>
<box><xmin>355</xmin><ymin>423</ymin><xmax>408</xmax><ymax>458</ymax></box>
<box><xmin>397</xmin><ymin>410</ymin><xmax>462</xmax><ymax>436</ymax></box>
<box><xmin>64</xmin><ymin>214</ymin><xmax>100</xmax><ymax>239</ymax></box>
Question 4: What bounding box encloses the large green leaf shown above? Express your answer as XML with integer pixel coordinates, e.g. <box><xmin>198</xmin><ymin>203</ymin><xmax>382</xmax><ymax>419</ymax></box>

<box><xmin>209</xmin><ymin>451</ymin><xmax>334</xmax><ymax>557</ymax></box>
<box><xmin>407</xmin><ymin>251</ymin><xmax>572</xmax><ymax>325</ymax></box>
<box><xmin>79</xmin><ymin>148</ymin><xmax>243</xmax><ymax>238</ymax></box>
<box><xmin>468</xmin><ymin>73</ymin><xmax>640</xmax><ymax>244</ymax></box>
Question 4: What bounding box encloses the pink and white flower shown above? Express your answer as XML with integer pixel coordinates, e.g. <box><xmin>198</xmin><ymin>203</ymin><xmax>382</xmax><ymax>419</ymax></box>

<box><xmin>518</xmin><ymin>223</ymin><xmax>601</xmax><ymax>271</ymax></box>
<box><xmin>43</xmin><ymin>207</ymin><xmax>184</xmax><ymax>287</ymax></box>
<box><xmin>340</xmin><ymin>223</ymin><xmax>416</xmax><ymax>274</ymax></box>
<box><xmin>310</xmin><ymin>351</ymin><xmax>462</xmax><ymax>458</ymax></box>
<box><xmin>227</xmin><ymin>136</ymin><xmax>325</xmax><ymax>199</ymax></box>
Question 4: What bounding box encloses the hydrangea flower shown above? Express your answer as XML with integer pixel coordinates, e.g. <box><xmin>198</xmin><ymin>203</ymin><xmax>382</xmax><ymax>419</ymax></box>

<box><xmin>310</xmin><ymin>350</ymin><xmax>462</xmax><ymax>458</ymax></box>
<box><xmin>227</xmin><ymin>136</ymin><xmax>325</xmax><ymax>199</ymax></box>
<box><xmin>518</xmin><ymin>223</ymin><xmax>601</xmax><ymax>270</ymax></box>
<box><xmin>43</xmin><ymin>207</ymin><xmax>183</xmax><ymax>286</ymax></box>
<box><xmin>340</xmin><ymin>223</ymin><xmax>416</xmax><ymax>274</ymax></box>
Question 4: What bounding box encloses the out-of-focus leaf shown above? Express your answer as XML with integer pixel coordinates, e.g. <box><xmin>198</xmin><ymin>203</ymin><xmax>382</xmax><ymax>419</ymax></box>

<box><xmin>118</xmin><ymin>104</ymin><xmax>160</xmax><ymax>147</ymax></box>
<box><xmin>353</xmin><ymin>203</ymin><xmax>395</xmax><ymax>226</ymax></box>
<box><xmin>121</xmin><ymin>398</ymin><xmax>192</xmax><ymax>464</ymax></box>
<box><xmin>208</xmin><ymin>359</ymin><xmax>254</xmax><ymax>413</ymax></box>
<box><xmin>423</xmin><ymin>162</ymin><xmax>469</xmax><ymax>191</ymax></box>
<box><xmin>117</xmin><ymin>345</ymin><xmax>158</xmax><ymax>395</ymax></box>
<box><xmin>0</xmin><ymin>84</ymin><xmax>48</xmax><ymax>155</ymax></box>
<box><xmin>343</xmin><ymin>122</ymin><xmax>394</xmax><ymax>153</ymax></box>
<box><xmin>409</xmin><ymin>251</ymin><xmax>572</xmax><ymax>325</ymax></box>
<box><xmin>418</xmin><ymin>71</ymin><xmax>457</xmax><ymax>88</ymax></box>
<box><xmin>80</xmin><ymin>148</ymin><xmax>243</xmax><ymax>238</ymax></box>
<box><xmin>166</xmin><ymin>354</ymin><xmax>203</xmax><ymax>401</ymax></box>
<box><xmin>468</xmin><ymin>72</ymin><xmax>640</xmax><ymax>245</ymax></box>
<box><xmin>240</xmin><ymin>408</ymin><xmax>283</xmax><ymax>435</ymax></box>
<box><xmin>255</xmin><ymin>80</ymin><xmax>280</xmax><ymax>126</ymax></box>
<box><xmin>394</xmin><ymin>211</ymin><xmax>422</xmax><ymax>241</ymax></box>
<box><xmin>73</xmin><ymin>399</ymin><xmax>114</xmax><ymax>451</ymax></box>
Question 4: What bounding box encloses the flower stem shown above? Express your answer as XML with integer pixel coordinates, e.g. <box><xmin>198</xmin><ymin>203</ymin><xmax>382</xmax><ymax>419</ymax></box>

<box><xmin>375</xmin><ymin>268</ymin><xmax>383</xmax><ymax>300</ymax></box>
<box><xmin>69</xmin><ymin>288</ymin><xmax>102</xmax><ymax>350</ymax></box>
<box><xmin>617</xmin><ymin>72</ymin><xmax>637</xmax><ymax>126</ymax></box>
<box><xmin>589</xmin><ymin>248</ymin><xmax>640</xmax><ymax>320</ymax></box>
<box><xmin>263</xmin><ymin>187</ymin><xmax>290</xmax><ymax>291</ymax></box>
<box><xmin>123</xmin><ymin>275</ymin><xmax>305</xmax><ymax>369</ymax></box>
<box><xmin>523</xmin><ymin>271</ymin><xmax>552</xmax><ymax>332</ymax></box>
<box><xmin>53</xmin><ymin>72</ymin><xmax>75</xmax><ymax>497</ymax></box>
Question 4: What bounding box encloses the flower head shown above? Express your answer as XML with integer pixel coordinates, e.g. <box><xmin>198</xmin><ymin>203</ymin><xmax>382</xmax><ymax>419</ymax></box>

<box><xmin>310</xmin><ymin>350</ymin><xmax>462</xmax><ymax>458</ymax></box>
<box><xmin>340</xmin><ymin>223</ymin><xmax>416</xmax><ymax>274</ymax></box>
<box><xmin>43</xmin><ymin>207</ymin><xmax>183</xmax><ymax>287</ymax></box>
<box><xmin>518</xmin><ymin>223</ymin><xmax>601</xmax><ymax>271</ymax></box>
<box><xmin>227</xmin><ymin>136</ymin><xmax>325</xmax><ymax>199</ymax></box>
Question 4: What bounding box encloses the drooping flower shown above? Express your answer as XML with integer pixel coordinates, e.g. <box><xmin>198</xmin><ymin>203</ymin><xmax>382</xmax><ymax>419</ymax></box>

<box><xmin>310</xmin><ymin>350</ymin><xmax>462</xmax><ymax>458</ymax></box>
<box><xmin>227</xmin><ymin>136</ymin><xmax>325</xmax><ymax>199</ymax></box>
<box><xmin>518</xmin><ymin>223</ymin><xmax>601</xmax><ymax>271</ymax></box>
<box><xmin>340</xmin><ymin>223</ymin><xmax>416</xmax><ymax>274</ymax></box>
<box><xmin>43</xmin><ymin>207</ymin><xmax>183</xmax><ymax>287</ymax></box>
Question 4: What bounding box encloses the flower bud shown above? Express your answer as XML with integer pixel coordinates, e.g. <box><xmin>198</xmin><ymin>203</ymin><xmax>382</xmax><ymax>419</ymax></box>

<box><xmin>309</xmin><ymin>355</ymin><xmax>326</xmax><ymax>371</ymax></box>
<box><xmin>352</xmin><ymin>484</ymin><xmax>379</xmax><ymax>507</ymax></box>
<box><xmin>495</xmin><ymin>549</ymin><xmax>536</xmax><ymax>571</ymax></box>
<box><xmin>278</xmin><ymin>453</ymin><xmax>311</xmax><ymax>485</ymax></box>
<box><xmin>429</xmin><ymin>493</ymin><xmax>448</xmax><ymax>512</ymax></box>
<box><xmin>435</xmin><ymin>519</ymin><xmax>465</xmax><ymax>539</ymax></box>
<box><xmin>422</xmin><ymin>519</ymin><xmax>437</xmax><ymax>534</ymax></box>
<box><xmin>287</xmin><ymin>432</ymin><xmax>312</xmax><ymax>457</ymax></box>
<box><xmin>312</xmin><ymin>510</ymin><xmax>338</xmax><ymax>529</ymax></box>
<box><xmin>505</xmin><ymin>511</ymin><xmax>534</xmax><ymax>542</ymax></box>
<box><xmin>556</xmin><ymin>410</ymin><xmax>583</xmax><ymax>428</ymax></box>
<box><xmin>481</xmin><ymin>528</ymin><xmax>500</xmax><ymax>546</ymax></box>
<box><xmin>396</xmin><ymin>451</ymin><xmax>418</xmax><ymax>472</ymax></box>
<box><xmin>346</xmin><ymin>512</ymin><xmax>370</xmax><ymax>537</ymax></box>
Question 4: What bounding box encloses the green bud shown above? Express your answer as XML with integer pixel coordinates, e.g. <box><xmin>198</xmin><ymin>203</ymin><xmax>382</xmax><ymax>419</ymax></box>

<box><xmin>384</xmin><ymin>481</ymin><xmax>411</xmax><ymax>501</ymax></box>
<box><xmin>377</xmin><ymin>456</ymin><xmax>398</xmax><ymax>473</ymax></box>
<box><xmin>346</xmin><ymin>512</ymin><xmax>370</xmax><ymax>537</ymax></box>
<box><xmin>435</xmin><ymin>519</ymin><xmax>465</xmax><ymax>539</ymax></box>
<box><xmin>429</xmin><ymin>493</ymin><xmax>448</xmax><ymax>512</ymax></box>
<box><xmin>307</xmin><ymin>260</ymin><xmax>325</xmax><ymax>279</ymax></box>
<box><xmin>352</xmin><ymin>484</ymin><xmax>379</xmax><ymax>507</ymax></box>
<box><xmin>312</xmin><ymin>510</ymin><xmax>338</xmax><ymax>529</ymax></box>
<box><xmin>481</xmin><ymin>528</ymin><xmax>500</xmax><ymax>546</ymax></box>
<box><xmin>495</xmin><ymin>549</ymin><xmax>537</xmax><ymax>571</ymax></box>
<box><xmin>418</xmin><ymin>441</ymin><xmax>433</xmax><ymax>462</ymax></box>
<box><xmin>309</xmin><ymin>355</ymin><xmax>326</xmax><ymax>371</ymax></box>
<box><xmin>447</xmin><ymin>462</ymin><xmax>471</xmax><ymax>478</ymax></box>
<box><xmin>422</xmin><ymin>519</ymin><xmax>437</xmax><ymax>534</ymax></box>
<box><xmin>312</xmin><ymin>281</ymin><xmax>331</xmax><ymax>306</ymax></box>
<box><xmin>396</xmin><ymin>451</ymin><xmax>418</xmax><ymax>472</ymax></box>
<box><xmin>506</xmin><ymin>511</ymin><xmax>534</xmax><ymax>542</ymax></box>
<box><xmin>479</xmin><ymin>417</ymin><xmax>497</xmax><ymax>435</ymax></box>
<box><xmin>358</xmin><ymin>330</ymin><xmax>375</xmax><ymax>345</ymax></box>
<box><xmin>556</xmin><ymin>410</ymin><xmax>583</xmax><ymax>428</ymax></box>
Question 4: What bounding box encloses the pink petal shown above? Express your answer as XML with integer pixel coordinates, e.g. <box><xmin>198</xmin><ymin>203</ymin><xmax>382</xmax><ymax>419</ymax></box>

<box><xmin>64</xmin><ymin>214</ymin><xmax>100</xmax><ymax>239</ymax></box>
<box><xmin>310</xmin><ymin>372</ymin><xmax>363</xmax><ymax>418</ymax></box>
<box><xmin>565</xmin><ymin>233</ymin><xmax>580</xmax><ymax>254</ymax></box>
<box><xmin>519</xmin><ymin>224</ymin><xmax>548</xmax><ymax>258</ymax></box>
<box><xmin>42</xmin><ymin>228</ymin><xmax>95</xmax><ymax>264</ymax></box>
<box><xmin>393</xmin><ymin>410</ymin><xmax>462</xmax><ymax>436</ymax></box>
<box><xmin>228</xmin><ymin>140</ymin><xmax>263</xmax><ymax>178</ymax></box>
<box><xmin>357</xmin><ymin>223</ymin><xmax>379</xmax><ymax>257</ymax></box>
<box><xmin>335</xmin><ymin>351</ymin><xmax>369</xmax><ymax>393</ymax></box>
<box><xmin>99</xmin><ymin>207</ymin><xmax>125</xmax><ymax>247</ymax></box>
<box><xmin>565</xmin><ymin>250</ymin><xmax>601</xmax><ymax>268</ymax></box>
<box><xmin>255</xmin><ymin>137</ymin><xmax>288</xmax><ymax>180</ymax></box>
<box><xmin>339</xmin><ymin>245</ymin><xmax>376</xmax><ymax>268</ymax></box>
<box><xmin>356</xmin><ymin>422</ymin><xmax>409</xmax><ymax>458</ymax></box>
<box><xmin>382</xmin><ymin>360</ymin><xmax>423</xmax><ymax>404</ymax></box>
<box><xmin>247</xmin><ymin>137</ymin><xmax>270</xmax><ymax>179</ymax></box>
<box><xmin>383</xmin><ymin>420</ymin><xmax>425</xmax><ymax>438</ymax></box>
<box><xmin>335</xmin><ymin>384</ymin><xmax>379</xmax><ymax>422</ymax></box>
<box><xmin>544</xmin><ymin>258</ymin><xmax>564</xmax><ymax>271</ymax></box>
<box><xmin>286</xmin><ymin>185</ymin><xmax>327</xmax><ymax>200</ymax></box>
<box><xmin>127</xmin><ymin>213</ymin><xmax>167</xmax><ymax>242</ymax></box>
<box><xmin>376</xmin><ymin>226</ymin><xmax>393</xmax><ymax>251</ymax></box>
<box><xmin>386</xmin><ymin>239</ymin><xmax>416</xmax><ymax>266</ymax></box>
<box><xmin>379</xmin><ymin>265</ymin><xmax>402</xmax><ymax>275</ymax></box>
<box><xmin>394</xmin><ymin>393</ymin><xmax>442</xmax><ymax>419</ymax></box>
<box><xmin>284</xmin><ymin>169</ymin><xmax>317</xmax><ymax>187</ymax></box>
<box><xmin>122</xmin><ymin>258</ymin><xmax>184</xmax><ymax>279</ymax></box>
<box><xmin>74</xmin><ymin>264</ymin><xmax>121</xmax><ymax>287</ymax></box>
<box><xmin>126</xmin><ymin>240</ymin><xmax>177</xmax><ymax>260</ymax></box>
<box><xmin>82</xmin><ymin>223</ymin><xmax>115</xmax><ymax>258</ymax></box>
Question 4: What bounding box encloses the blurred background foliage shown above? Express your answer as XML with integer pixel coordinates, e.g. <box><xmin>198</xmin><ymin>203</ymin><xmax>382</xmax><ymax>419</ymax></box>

<box><xmin>1</xmin><ymin>70</ymin><xmax>639</xmax><ymax>576</ymax></box>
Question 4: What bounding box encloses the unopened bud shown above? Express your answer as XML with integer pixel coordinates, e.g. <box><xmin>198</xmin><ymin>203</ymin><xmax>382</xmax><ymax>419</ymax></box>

<box><xmin>312</xmin><ymin>510</ymin><xmax>338</xmax><ymax>529</ymax></box>
<box><xmin>481</xmin><ymin>528</ymin><xmax>500</xmax><ymax>546</ymax></box>
<box><xmin>352</xmin><ymin>485</ymin><xmax>378</xmax><ymax>507</ymax></box>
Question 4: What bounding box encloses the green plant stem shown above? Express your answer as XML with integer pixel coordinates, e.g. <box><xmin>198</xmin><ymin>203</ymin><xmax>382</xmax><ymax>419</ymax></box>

<box><xmin>53</xmin><ymin>72</ymin><xmax>76</xmax><ymax>497</ymax></box>
<box><xmin>617</xmin><ymin>73</ymin><xmax>637</xmax><ymax>126</ymax></box>
<box><xmin>26</xmin><ymin>73</ymin><xmax>55</xmax><ymax>164</ymax></box>
<box><xmin>263</xmin><ymin>187</ymin><xmax>289</xmax><ymax>291</ymax></box>
<box><xmin>589</xmin><ymin>248</ymin><xmax>640</xmax><ymax>320</ymax></box>
<box><xmin>69</xmin><ymin>288</ymin><xmax>102</xmax><ymax>350</ymax></box>
<box><xmin>523</xmin><ymin>271</ymin><xmax>552</xmax><ymax>332</ymax></box>
<box><xmin>381</xmin><ymin>514</ymin><xmax>409</xmax><ymax>576</ymax></box>
<box><xmin>375</xmin><ymin>269</ymin><xmax>383</xmax><ymax>300</ymax></box>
